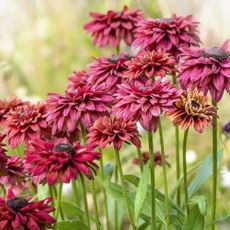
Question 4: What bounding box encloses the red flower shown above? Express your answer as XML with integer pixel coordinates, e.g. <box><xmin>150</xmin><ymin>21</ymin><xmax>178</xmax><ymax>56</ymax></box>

<box><xmin>124</xmin><ymin>50</ymin><xmax>176</xmax><ymax>82</ymax></box>
<box><xmin>4</xmin><ymin>103</ymin><xmax>47</xmax><ymax>148</ymax></box>
<box><xmin>84</xmin><ymin>6</ymin><xmax>144</xmax><ymax>48</ymax></box>
<box><xmin>167</xmin><ymin>89</ymin><xmax>218</xmax><ymax>133</ymax></box>
<box><xmin>87</xmin><ymin>116</ymin><xmax>141</xmax><ymax>150</ymax></box>
<box><xmin>24</xmin><ymin>138</ymin><xmax>100</xmax><ymax>185</ymax></box>
<box><xmin>46</xmin><ymin>86</ymin><xmax>113</xmax><ymax>134</ymax></box>
<box><xmin>133</xmin><ymin>14</ymin><xmax>200</xmax><ymax>58</ymax></box>
<box><xmin>132</xmin><ymin>151</ymin><xmax>170</xmax><ymax>167</ymax></box>
<box><xmin>0</xmin><ymin>196</ymin><xmax>55</xmax><ymax>230</ymax></box>
<box><xmin>179</xmin><ymin>40</ymin><xmax>230</xmax><ymax>102</ymax></box>
<box><xmin>88</xmin><ymin>54</ymin><xmax>130</xmax><ymax>92</ymax></box>
<box><xmin>113</xmin><ymin>79</ymin><xmax>180</xmax><ymax>131</ymax></box>
<box><xmin>0</xmin><ymin>97</ymin><xmax>28</xmax><ymax>127</ymax></box>
<box><xmin>0</xmin><ymin>134</ymin><xmax>7</xmax><ymax>176</ymax></box>
<box><xmin>67</xmin><ymin>70</ymin><xmax>89</xmax><ymax>91</ymax></box>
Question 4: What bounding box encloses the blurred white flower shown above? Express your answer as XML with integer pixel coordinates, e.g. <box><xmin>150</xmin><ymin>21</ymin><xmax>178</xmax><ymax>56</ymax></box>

<box><xmin>186</xmin><ymin>149</ymin><xmax>197</xmax><ymax>164</ymax></box>
<box><xmin>221</xmin><ymin>166</ymin><xmax>230</xmax><ymax>188</ymax></box>
<box><xmin>62</xmin><ymin>183</ymin><xmax>72</xmax><ymax>195</ymax></box>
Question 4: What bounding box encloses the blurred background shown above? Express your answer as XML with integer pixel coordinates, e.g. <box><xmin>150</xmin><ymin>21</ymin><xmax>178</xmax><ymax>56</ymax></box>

<box><xmin>0</xmin><ymin>0</ymin><xmax>230</xmax><ymax>229</ymax></box>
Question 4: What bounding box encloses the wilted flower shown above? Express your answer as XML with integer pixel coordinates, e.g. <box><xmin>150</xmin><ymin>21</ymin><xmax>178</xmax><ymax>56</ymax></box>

<box><xmin>167</xmin><ymin>89</ymin><xmax>218</xmax><ymax>133</ymax></box>
<box><xmin>4</xmin><ymin>103</ymin><xmax>47</xmax><ymax>148</ymax></box>
<box><xmin>133</xmin><ymin>14</ymin><xmax>200</xmax><ymax>58</ymax></box>
<box><xmin>0</xmin><ymin>134</ymin><xmax>7</xmax><ymax>176</ymax></box>
<box><xmin>84</xmin><ymin>6</ymin><xmax>144</xmax><ymax>48</ymax></box>
<box><xmin>0</xmin><ymin>97</ymin><xmax>28</xmax><ymax>127</ymax></box>
<box><xmin>46</xmin><ymin>86</ymin><xmax>113</xmax><ymax>134</ymax></box>
<box><xmin>67</xmin><ymin>70</ymin><xmax>89</xmax><ymax>91</ymax></box>
<box><xmin>124</xmin><ymin>50</ymin><xmax>176</xmax><ymax>82</ymax></box>
<box><xmin>87</xmin><ymin>116</ymin><xmax>141</xmax><ymax>150</ymax></box>
<box><xmin>88</xmin><ymin>54</ymin><xmax>130</xmax><ymax>92</ymax></box>
<box><xmin>0</xmin><ymin>196</ymin><xmax>55</xmax><ymax>229</ymax></box>
<box><xmin>113</xmin><ymin>79</ymin><xmax>180</xmax><ymax>131</ymax></box>
<box><xmin>179</xmin><ymin>40</ymin><xmax>230</xmax><ymax>102</ymax></box>
<box><xmin>24</xmin><ymin>138</ymin><xmax>100</xmax><ymax>185</ymax></box>
<box><xmin>132</xmin><ymin>151</ymin><xmax>170</xmax><ymax>166</ymax></box>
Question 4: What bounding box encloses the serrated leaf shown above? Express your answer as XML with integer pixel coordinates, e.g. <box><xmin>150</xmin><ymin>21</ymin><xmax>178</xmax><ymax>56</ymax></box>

<box><xmin>188</xmin><ymin>150</ymin><xmax>223</xmax><ymax>198</ymax></box>
<box><xmin>57</xmin><ymin>220</ymin><xmax>89</xmax><ymax>230</ymax></box>
<box><xmin>182</xmin><ymin>205</ymin><xmax>204</xmax><ymax>230</ymax></box>
<box><xmin>190</xmin><ymin>195</ymin><xmax>207</xmax><ymax>216</ymax></box>
<box><xmin>134</xmin><ymin>164</ymin><xmax>149</xmax><ymax>223</ymax></box>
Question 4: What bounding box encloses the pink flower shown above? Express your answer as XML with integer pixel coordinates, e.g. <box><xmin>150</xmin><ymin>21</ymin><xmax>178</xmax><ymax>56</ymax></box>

<box><xmin>0</xmin><ymin>134</ymin><xmax>7</xmax><ymax>176</ymax></box>
<box><xmin>124</xmin><ymin>50</ymin><xmax>176</xmax><ymax>82</ymax></box>
<box><xmin>87</xmin><ymin>116</ymin><xmax>141</xmax><ymax>150</ymax></box>
<box><xmin>113</xmin><ymin>79</ymin><xmax>180</xmax><ymax>131</ymax></box>
<box><xmin>88</xmin><ymin>54</ymin><xmax>130</xmax><ymax>92</ymax></box>
<box><xmin>46</xmin><ymin>86</ymin><xmax>113</xmax><ymax>134</ymax></box>
<box><xmin>84</xmin><ymin>6</ymin><xmax>144</xmax><ymax>48</ymax></box>
<box><xmin>133</xmin><ymin>14</ymin><xmax>200</xmax><ymax>58</ymax></box>
<box><xmin>179</xmin><ymin>40</ymin><xmax>230</xmax><ymax>102</ymax></box>
<box><xmin>24</xmin><ymin>138</ymin><xmax>100</xmax><ymax>185</ymax></box>
<box><xmin>4</xmin><ymin>103</ymin><xmax>48</xmax><ymax>148</ymax></box>
<box><xmin>67</xmin><ymin>70</ymin><xmax>89</xmax><ymax>91</ymax></box>
<box><xmin>0</xmin><ymin>196</ymin><xmax>55</xmax><ymax>229</ymax></box>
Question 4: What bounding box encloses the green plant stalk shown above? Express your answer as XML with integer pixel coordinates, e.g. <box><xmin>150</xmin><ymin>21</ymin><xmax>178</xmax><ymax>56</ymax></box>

<box><xmin>182</xmin><ymin>129</ymin><xmax>190</xmax><ymax>215</ymax></box>
<box><xmin>54</xmin><ymin>182</ymin><xmax>63</xmax><ymax>229</ymax></box>
<box><xmin>71</xmin><ymin>179</ymin><xmax>80</xmax><ymax>207</ymax></box>
<box><xmin>211</xmin><ymin>100</ymin><xmax>218</xmax><ymax>230</ymax></box>
<box><xmin>49</xmin><ymin>186</ymin><xmax>55</xmax><ymax>209</ymax></box>
<box><xmin>79</xmin><ymin>173</ymin><xmax>91</xmax><ymax>228</ymax></box>
<box><xmin>114</xmin><ymin>149</ymin><xmax>136</xmax><ymax>230</ymax></box>
<box><xmin>173</xmin><ymin>74</ymin><xmax>181</xmax><ymax>207</ymax></box>
<box><xmin>148</xmin><ymin>131</ymin><xmax>155</xmax><ymax>230</ymax></box>
<box><xmin>99</xmin><ymin>154</ymin><xmax>111</xmax><ymax>230</ymax></box>
<box><xmin>114</xmin><ymin>165</ymin><xmax>118</xmax><ymax>230</ymax></box>
<box><xmin>92</xmin><ymin>179</ymin><xmax>101</xmax><ymax>230</ymax></box>
<box><xmin>158</xmin><ymin>118</ymin><xmax>170</xmax><ymax>230</ymax></box>
<box><xmin>52</xmin><ymin>186</ymin><xmax>65</xmax><ymax>220</ymax></box>
<box><xmin>137</xmin><ymin>147</ymin><xmax>144</xmax><ymax>172</ymax></box>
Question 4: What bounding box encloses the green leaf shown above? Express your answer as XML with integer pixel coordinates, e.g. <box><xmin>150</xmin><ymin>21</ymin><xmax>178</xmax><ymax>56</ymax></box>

<box><xmin>57</xmin><ymin>220</ymin><xmax>89</xmax><ymax>230</ymax></box>
<box><xmin>190</xmin><ymin>195</ymin><xmax>207</xmax><ymax>216</ymax></box>
<box><xmin>61</xmin><ymin>200</ymin><xmax>85</xmax><ymax>218</ymax></box>
<box><xmin>182</xmin><ymin>205</ymin><xmax>204</xmax><ymax>230</ymax></box>
<box><xmin>188</xmin><ymin>149</ymin><xmax>223</xmax><ymax>198</ymax></box>
<box><xmin>134</xmin><ymin>164</ymin><xmax>150</xmax><ymax>223</ymax></box>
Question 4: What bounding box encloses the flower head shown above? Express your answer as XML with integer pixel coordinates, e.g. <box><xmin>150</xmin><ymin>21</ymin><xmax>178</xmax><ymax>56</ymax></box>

<box><xmin>179</xmin><ymin>40</ymin><xmax>230</xmax><ymax>102</ymax></box>
<box><xmin>4</xmin><ymin>103</ymin><xmax>47</xmax><ymax>148</ymax></box>
<box><xmin>84</xmin><ymin>6</ymin><xmax>143</xmax><ymax>48</ymax></box>
<box><xmin>124</xmin><ymin>50</ymin><xmax>176</xmax><ymax>82</ymax></box>
<box><xmin>113</xmin><ymin>79</ymin><xmax>180</xmax><ymax>131</ymax></box>
<box><xmin>88</xmin><ymin>54</ymin><xmax>130</xmax><ymax>92</ymax></box>
<box><xmin>132</xmin><ymin>151</ymin><xmax>170</xmax><ymax>167</ymax></box>
<box><xmin>222</xmin><ymin>121</ymin><xmax>230</xmax><ymax>139</ymax></box>
<box><xmin>0</xmin><ymin>134</ymin><xmax>7</xmax><ymax>176</ymax></box>
<box><xmin>46</xmin><ymin>86</ymin><xmax>113</xmax><ymax>134</ymax></box>
<box><xmin>0</xmin><ymin>196</ymin><xmax>55</xmax><ymax>229</ymax></box>
<box><xmin>167</xmin><ymin>89</ymin><xmax>218</xmax><ymax>133</ymax></box>
<box><xmin>87</xmin><ymin>116</ymin><xmax>141</xmax><ymax>150</ymax></box>
<box><xmin>0</xmin><ymin>97</ymin><xmax>28</xmax><ymax>127</ymax></box>
<box><xmin>67</xmin><ymin>70</ymin><xmax>89</xmax><ymax>91</ymax></box>
<box><xmin>24</xmin><ymin>138</ymin><xmax>100</xmax><ymax>185</ymax></box>
<box><xmin>133</xmin><ymin>14</ymin><xmax>200</xmax><ymax>58</ymax></box>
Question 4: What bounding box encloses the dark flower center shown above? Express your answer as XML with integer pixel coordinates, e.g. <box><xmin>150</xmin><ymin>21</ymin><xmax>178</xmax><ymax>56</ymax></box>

<box><xmin>190</xmin><ymin>100</ymin><xmax>200</xmax><ymax>109</ymax></box>
<box><xmin>53</xmin><ymin>143</ymin><xmax>75</xmax><ymax>155</ymax></box>
<box><xmin>158</xmin><ymin>18</ymin><xmax>174</xmax><ymax>24</ymax></box>
<box><xmin>6</xmin><ymin>198</ymin><xmax>28</xmax><ymax>212</ymax></box>
<box><xmin>108</xmin><ymin>54</ymin><xmax>131</xmax><ymax>64</ymax></box>
<box><xmin>203</xmin><ymin>47</ymin><xmax>230</xmax><ymax>62</ymax></box>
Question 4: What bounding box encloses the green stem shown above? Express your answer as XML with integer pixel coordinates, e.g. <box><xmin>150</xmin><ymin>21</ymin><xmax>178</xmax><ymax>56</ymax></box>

<box><xmin>158</xmin><ymin>118</ymin><xmax>170</xmax><ymax>230</ymax></box>
<box><xmin>114</xmin><ymin>149</ymin><xmax>136</xmax><ymax>230</ymax></box>
<box><xmin>51</xmin><ymin>185</ymin><xmax>64</xmax><ymax>220</ymax></box>
<box><xmin>79</xmin><ymin>173</ymin><xmax>91</xmax><ymax>228</ymax></box>
<box><xmin>211</xmin><ymin>100</ymin><xmax>218</xmax><ymax>230</ymax></box>
<box><xmin>54</xmin><ymin>183</ymin><xmax>63</xmax><ymax>226</ymax></box>
<box><xmin>80</xmin><ymin>123</ymin><xmax>87</xmax><ymax>145</ymax></box>
<box><xmin>100</xmin><ymin>154</ymin><xmax>111</xmax><ymax>230</ymax></box>
<box><xmin>49</xmin><ymin>186</ymin><xmax>55</xmax><ymax>209</ymax></box>
<box><xmin>114</xmin><ymin>165</ymin><xmax>118</xmax><ymax>230</ymax></box>
<box><xmin>182</xmin><ymin>129</ymin><xmax>190</xmax><ymax>215</ymax></box>
<box><xmin>173</xmin><ymin>75</ymin><xmax>181</xmax><ymax>206</ymax></box>
<box><xmin>148</xmin><ymin>131</ymin><xmax>155</xmax><ymax>230</ymax></box>
<box><xmin>137</xmin><ymin>147</ymin><xmax>144</xmax><ymax>172</ymax></box>
<box><xmin>92</xmin><ymin>179</ymin><xmax>101</xmax><ymax>230</ymax></box>
<box><xmin>72</xmin><ymin>180</ymin><xmax>80</xmax><ymax>207</ymax></box>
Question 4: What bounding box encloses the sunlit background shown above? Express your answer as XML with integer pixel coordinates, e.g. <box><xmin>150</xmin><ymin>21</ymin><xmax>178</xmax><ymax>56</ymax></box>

<box><xmin>1</xmin><ymin>0</ymin><xmax>230</xmax><ymax>229</ymax></box>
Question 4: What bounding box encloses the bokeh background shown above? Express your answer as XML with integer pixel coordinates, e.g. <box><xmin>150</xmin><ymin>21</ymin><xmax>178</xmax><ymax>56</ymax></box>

<box><xmin>0</xmin><ymin>0</ymin><xmax>230</xmax><ymax>229</ymax></box>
